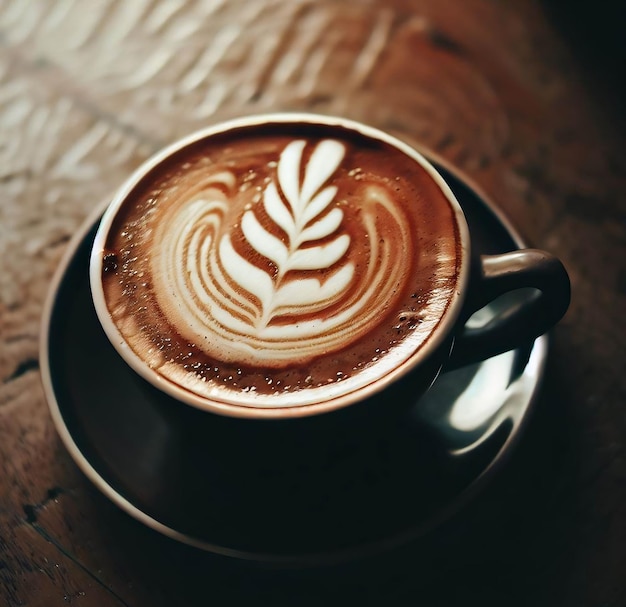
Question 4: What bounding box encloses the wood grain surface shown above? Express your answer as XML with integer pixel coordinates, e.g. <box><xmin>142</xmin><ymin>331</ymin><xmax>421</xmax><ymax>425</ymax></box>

<box><xmin>1</xmin><ymin>1</ymin><xmax>624</xmax><ymax>605</ymax></box>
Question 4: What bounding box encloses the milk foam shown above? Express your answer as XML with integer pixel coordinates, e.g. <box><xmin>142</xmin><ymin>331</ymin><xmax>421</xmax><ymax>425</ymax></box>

<box><xmin>100</xmin><ymin>123</ymin><xmax>463</xmax><ymax>407</ymax></box>
<box><xmin>151</xmin><ymin>139</ymin><xmax>411</xmax><ymax>367</ymax></box>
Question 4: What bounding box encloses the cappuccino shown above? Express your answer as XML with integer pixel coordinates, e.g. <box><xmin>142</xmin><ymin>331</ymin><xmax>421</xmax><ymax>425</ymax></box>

<box><xmin>95</xmin><ymin>120</ymin><xmax>462</xmax><ymax>408</ymax></box>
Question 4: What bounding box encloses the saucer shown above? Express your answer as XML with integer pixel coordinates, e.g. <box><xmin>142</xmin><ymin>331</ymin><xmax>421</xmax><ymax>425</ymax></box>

<box><xmin>40</xmin><ymin>158</ymin><xmax>547</xmax><ymax>565</ymax></box>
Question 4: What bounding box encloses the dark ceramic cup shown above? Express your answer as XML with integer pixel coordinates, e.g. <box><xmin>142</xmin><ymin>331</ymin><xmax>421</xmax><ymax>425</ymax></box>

<box><xmin>89</xmin><ymin>114</ymin><xmax>569</xmax><ymax>458</ymax></box>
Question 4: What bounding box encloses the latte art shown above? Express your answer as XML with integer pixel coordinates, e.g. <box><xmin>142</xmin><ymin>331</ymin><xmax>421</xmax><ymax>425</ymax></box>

<box><xmin>97</xmin><ymin>121</ymin><xmax>462</xmax><ymax>408</ymax></box>
<box><xmin>152</xmin><ymin>139</ymin><xmax>410</xmax><ymax>367</ymax></box>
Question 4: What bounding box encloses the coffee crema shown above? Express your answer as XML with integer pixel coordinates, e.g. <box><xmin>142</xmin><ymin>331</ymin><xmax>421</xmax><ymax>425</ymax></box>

<box><xmin>97</xmin><ymin>121</ymin><xmax>462</xmax><ymax>408</ymax></box>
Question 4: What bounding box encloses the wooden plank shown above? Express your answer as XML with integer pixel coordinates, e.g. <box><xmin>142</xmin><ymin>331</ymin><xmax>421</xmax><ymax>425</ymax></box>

<box><xmin>0</xmin><ymin>515</ymin><xmax>128</xmax><ymax>607</ymax></box>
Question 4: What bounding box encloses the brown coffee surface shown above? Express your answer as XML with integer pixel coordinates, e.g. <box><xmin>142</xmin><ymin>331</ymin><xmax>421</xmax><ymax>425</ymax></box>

<box><xmin>98</xmin><ymin>121</ymin><xmax>462</xmax><ymax>408</ymax></box>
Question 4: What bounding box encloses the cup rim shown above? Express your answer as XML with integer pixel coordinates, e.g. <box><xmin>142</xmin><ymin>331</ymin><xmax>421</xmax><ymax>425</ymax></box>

<box><xmin>89</xmin><ymin>112</ymin><xmax>471</xmax><ymax>419</ymax></box>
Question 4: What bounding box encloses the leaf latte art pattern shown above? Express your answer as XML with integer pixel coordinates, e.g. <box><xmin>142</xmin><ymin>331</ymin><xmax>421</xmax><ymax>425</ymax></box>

<box><xmin>151</xmin><ymin>139</ymin><xmax>411</xmax><ymax>367</ymax></box>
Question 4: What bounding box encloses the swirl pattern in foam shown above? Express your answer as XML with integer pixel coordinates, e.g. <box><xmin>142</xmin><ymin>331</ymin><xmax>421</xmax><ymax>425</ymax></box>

<box><xmin>152</xmin><ymin>139</ymin><xmax>410</xmax><ymax>367</ymax></box>
<box><xmin>98</xmin><ymin>122</ymin><xmax>462</xmax><ymax>407</ymax></box>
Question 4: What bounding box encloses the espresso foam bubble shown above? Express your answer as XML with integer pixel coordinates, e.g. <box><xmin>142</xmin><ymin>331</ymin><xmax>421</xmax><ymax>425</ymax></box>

<box><xmin>99</xmin><ymin>122</ymin><xmax>462</xmax><ymax>408</ymax></box>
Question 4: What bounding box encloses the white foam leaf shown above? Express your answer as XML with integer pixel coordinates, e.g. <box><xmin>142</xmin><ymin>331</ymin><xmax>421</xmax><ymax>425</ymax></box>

<box><xmin>241</xmin><ymin>210</ymin><xmax>288</xmax><ymax>268</ymax></box>
<box><xmin>219</xmin><ymin>235</ymin><xmax>274</xmax><ymax>313</ymax></box>
<box><xmin>277</xmin><ymin>140</ymin><xmax>305</xmax><ymax>214</ymax></box>
<box><xmin>299</xmin><ymin>140</ymin><xmax>345</xmax><ymax>208</ymax></box>
<box><xmin>273</xmin><ymin>264</ymin><xmax>355</xmax><ymax>308</ymax></box>
<box><xmin>287</xmin><ymin>234</ymin><xmax>350</xmax><ymax>271</ymax></box>
<box><xmin>300</xmin><ymin>207</ymin><xmax>343</xmax><ymax>244</ymax></box>
<box><xmin>301</xmin><ymin>186</ymin><xmax>338</xmax><ymax>226</ymax></box>
<box><xmin>263</xmin><ymin>181</ymin><xmax>295</xmax><ymax>237</ymax></box>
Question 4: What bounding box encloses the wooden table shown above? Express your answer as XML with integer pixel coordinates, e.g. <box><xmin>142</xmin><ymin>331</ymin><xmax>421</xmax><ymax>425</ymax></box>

<box><xmin>1</xmin><ymin>1</ymin><xmax>624</xmax><ymax>605</ymax></box>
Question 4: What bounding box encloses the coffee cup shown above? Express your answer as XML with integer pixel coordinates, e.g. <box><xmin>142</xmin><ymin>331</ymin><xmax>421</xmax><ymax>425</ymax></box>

<box><xmin>89</xmin><ymin>113</ymin><xmax>570</xmax><ymax>428</ymax></box>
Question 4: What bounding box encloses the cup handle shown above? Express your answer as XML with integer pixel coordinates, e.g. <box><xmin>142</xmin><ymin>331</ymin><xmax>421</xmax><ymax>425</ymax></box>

<box><xmin>446</xmin><ymin>249</ymin><xmax>570</xmax><ymax>369</ymax></box>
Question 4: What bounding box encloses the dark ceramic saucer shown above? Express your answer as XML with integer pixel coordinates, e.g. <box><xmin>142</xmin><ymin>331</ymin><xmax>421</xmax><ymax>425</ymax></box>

<box><xmin>41</xmin><ymin>157</ymin><xmax>547</xmax><ymax>566</ymax></box>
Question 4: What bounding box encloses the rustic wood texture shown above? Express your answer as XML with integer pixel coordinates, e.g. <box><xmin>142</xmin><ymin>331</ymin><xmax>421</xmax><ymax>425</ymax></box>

<box><xmin>0</xmin><ymin>1</ymin><xmax>624</xmax><ymax>605</ymax></box>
